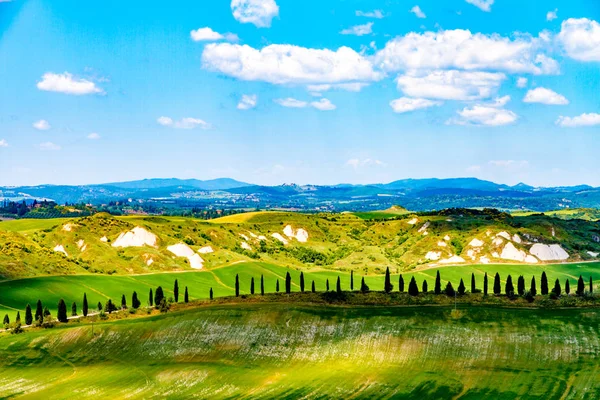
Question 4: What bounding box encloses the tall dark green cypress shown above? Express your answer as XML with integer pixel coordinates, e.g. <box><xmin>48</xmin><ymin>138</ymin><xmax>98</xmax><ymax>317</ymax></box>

<box><xmin>83</xmin><ymin>293</ymin><xmax>88</xmax><ymax>317</ymax></box>
<box><xmin>408</xmin><ymin>277</ymin><xmax>419</xmax><ymax>296</ymax></box>
<box><xmin>261</xmin><ymin>275</ymin><xmax>265</xmax><ymax>295</ymax></box>
<box><xmin>360</xmin><ymin>277</ymin><xmax>369</xmax><ymax>293</ymax></box>
<box><xmin>326</xmin><ymin>279</ymin><xmax>329</xmax><ymax>292</ymax></box>
<box><xmin>471</xmin><ymin>273</ymin><xmax>476</xmax><ymax>293</ymax></box>
<box><xmin>422</xmin><ymin>280</ymin><xmax>428</xmax><ymax>293</ymax></box>
<box><xmin>3</xmin><ymin>315</ymin><xmax>8</xmax><ymax>325</ymax></box>
<box><xmin>71</xmin><ymin>301</ymin><xmax>77</xmax><ymax>316</ymax></box>
<box><xmin>311</xmin><ymin>280</ymin><xmax>316</xmax><ymax>293</ymax></box>
<box><xmin>493</xmin><ymin>273</ymin><xmax>501</xmax><ymax>295</ymax></box>
<box><xmin>541</xmin><ymin>272</ymin><xmax>548</xmax><ymax>295</ymax></box>
<box><xmin>250</xmin><ymin>277</ymin><xmax>255</xmax><ymax>294</ymax></box>
<box><xmin>149</xmin><ymin>288</ymin><xmax>153</xmax><ymax>307</ymax></box>
<box><xmin>184</xmin><ymin>287</ymin><xmax>189</xmax><ymax>303</ymax></box>
<box><xmin>483</xmin><ymin>273</ymin><xmax>488</xmax><ymax>296</ymax></box>
<box><xmin>384</xmin><ymin>267</ymin><xmax>393</xmax><ymax>293</ymax></box>
<box><xmin>210</xmin><ymin>287</ymin><xmax>213</xmax><ymax>300</ymax></box>
<box><xmin>25</xmin><ymin>304</ymin><xmax>32</xmax><ymax>325</ymax></box>
<box><xmin>300</xmin><ymin>272</ymin><xmax>305</xmax><ymax>292</ymax></box>
<box><xmin>98</xmin><ymin>301</ymin><xmax>102</xmax><ymax>311</ymax></box>
<box><xmin>121</xmin><ymin>294</ymin><xmax>127</xmax><ymax>309</ymax></box>
<box><xmin>553</xmin><ymin>278</ymin><xmax>561</xmax><ymax>296</ymax></box>
<box><xmin>505</xmin><ymin>275</ymin><xmax>514</xmax><ymax>296</ymax></box>
<box><xmin>336</xmin><ymin>276</ymin><xmax>342</xmax><ymax>294</ymax></box>
<box><xmin>399</xmin><ymin>275</ymin><xmax>405</xmax><ymax>293</ymax></box>
<box><xmin>530</xmin><ymin>276</ymin><xmax>537</xmax><ymax>296</ymax></box>
<box><xmin>132</xmin><ymin>291</ymin><xmax>140</xmax><ymax>308</ymax></box>
<box><xmin>154</xmin><ymin>286</ymin><xmax>164</xmax><ymax>307</ymax></box>
<box><xmin>590</xmin><ymin>276</ymin><xmax>593</xmax><ymax>294</ymax></box>
<box><xmin>15</xmin><ymin>312</ymin><xmax>20</xmax><ymax>323</ymax></box>
<box><xmin>57</xmin><ymin>299</ymin><xmax>68</xmax><ymax>323</ymax></box>
<box><xmin>517</xmin><ymin>275</ymin><xmax>525</xmax><ymax>296</ymax></box>
<box><xmin>458</xmin><ymin>278</ymin><xmax>466</xmax><ymax>295</ymax></box>
<box><xmin>350</xmin><ymin>270</ymin><xmax>354</xmax><ymax>291</ymax></box>
<box><xmin>565</xmin><ymin>279</ymin><xmax>570</xmax><ymax>295</ymax></box>
<box><xmin>174</xmin><ymin>279</ymin><xmax>179</xmax><ymax>303</ymax></box>
<box><xmin>235</xmin><ymin>274</ymin><xmax>240</xmax><ymax>297</ymax></box>
<box><xmin>276</xmin><ymin>279</ymin><xmax>280</xmax><ymax>293</ymax></box>
<box><xmin>577</xmin><ymin>275</ymin><xmax>585</xmax><ymax>296</ymax></box>
<box><xmin>35</xmin><ymin>300</ymin><xmax>43</xmax><ymax>322</ymax></box>
<box><xmin>434</xmin><ymin>271</ymin><xmax>441</xmax><ymax>294</ymax></box>
<box><xmin>285</xmin><ymin>272</ymin><xmax>291</xmax><ymax>294</ymax></box>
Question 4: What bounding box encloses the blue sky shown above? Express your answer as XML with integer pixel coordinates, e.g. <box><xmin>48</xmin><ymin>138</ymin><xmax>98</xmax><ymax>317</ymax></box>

<box><xmin>0</xmin><ymin>0</ymin><xmax>599</xmax><ymax>187</ymax></box>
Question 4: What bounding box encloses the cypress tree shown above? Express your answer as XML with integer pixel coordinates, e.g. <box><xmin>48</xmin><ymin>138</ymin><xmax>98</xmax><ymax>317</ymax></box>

<box><xmin>300</xmin><ymin>272</ymin><xmax>305</xmax><ymax>292</ymax></box>
<box><xmin>399</xmin><ymin>275</ymin><xmax>405</xmax><ymax>293</ymax></box>
<box><xmin>541</xmin><ymin>272</ymin><xmax>548</xmax><ymax>295</ymax></box>
<box><xmin>336</xmin><ymin>276</ymin><xmax>342</xmax><ymax>294</ymax></box>
<box><xmin>132</xmin><ymin>291</ymin><xmax>140</xmax><ymax>309</ymax></box>
<box><xmin>590</xmin><ymin>276</ymin><xmax>593</xmax><ymax>294</ymax></box>
<box><xmin>121</xmin><ymin>294</ymin><xmax>127</xmax><ymax>309</ymax></box>
<box><xmin>350</xmin><ymin>270</ymin><xmax>354</xmax><ymax>291</ymax></box>
<box><xmin>565</xmin><ymin>279</ymin><xmax>570</xmax><ymax>295</ymax></box>
<box><xmin>250</xmin><ymin>277</ymin><xmax>255</xmax><ymax>295</ymax></box>
<box><xmin>149</xmin><ymin>289</ymin><xmax>153</xmax><ymax>307</ymax></box>
<box><xmin>154</xmin><ymin>286</ymin><xmax>164</xmax><ymax>307</ymax></box>
<box><xmin>174</xmin><ymin>279</ymin><xmax>179</xmax><ymax>303</ymax></box>
<box><xmin>16</xmin><ymin>312</ymin><xmax>20</xmax><ymax>323</ymax></box>
<box><xmin>493</xmin><ymin>273</ymin><xmax>501</xmax><ymax>295</ymax></box>
<box><xmin>25</xmin><ymin>304</ymin><xmax>32</xmax><ymax>325</ymax></box>
<box><xmin>261</xmin><ymin>275</ymin><xmax>265</xmax><ymax>295</ymax></box>
<box><xmin>360</xmin><ymin>277</ymin><xmax>370</xmax><ymax>293</ymax></box>
<box><xmin>3</xmin><ymin>314</ymin><xmax>8</xmax><ymax>325</ymax></box>
<box><xmin>105</xmin><ymin>299</ymin><xmax>117</xmax><ymax>314</ymax></box>
<box><xmin>285</xmin><ymin>272</ymin><xmax>291</xmax><ymax>294</ymax></box>
<box><xmin>326</xmin><ymin>279</ymin><xmax>329</xmax><ymax>292</ymax></box>
<box><xmin>483</xmin><ymin>273</ymin><xmax>488</xmax><ymax>296</ymax></box>
<box><xmin>422</xmin><ymin>280</ymin><xmax>428</xmax><ymax>293</ymax></box>
<box><xmin>458</xmin><ymin>279</ymin><xmax>466</xmax><ymax>295</ymax></box>
<box><xmin>553</xmin><ymin>278</ymin><xmax>561</xmax><ymax>296</ymax></box>
<box><xmin>445</xmin><ymin>281</ymin><xmax>455</xmax><ymax>296</ymax></box>
<box><xmin>57</xmin><ymin>299</ymin><xmax>68</xmax><ymax>323</ymax></box>
<box><xmin>408</xmin><ymin>277</ymin><xmax>419</xmax><ymax>296</ymax></box>
<box><xmin>471</xmin><ymin>273</ymin><xmax>476</xmax><ymax>293</ymax></box>
<box><xmin>71</xmin><ymin>302</ymin><xmax>77</xmax><ymax>316</ymax></box>
<box><xmin>83</xmin><ymin>293</ymin><xmax>88</xmax><ymax>317</ymax></box>
<box><xmin>384</xmin><ymin>267</ymin><xmax>393</xmax><ymax>293</ymax></box>
<box><xmin>210</xmin><ymin>287</ymin><xmax>213</xmax><ymax>300</ymax></box>
<box><xmin>434</xmin><ymin>271</ymin><xmax>441</xmax><ymax>294</ymax></box>
<box><xmin>97</xmin><ymin>301</ymin><xmax>102</xmax><ymax>311</ymax></box>
<box><xmin>35</xmin><ymin>300</ymin><xmax>43</xmax><ymax>322</ymax></box>
<box><xmin>517</xmin><ymin>275</ymin><xmax>525</xmax><ymax>296</ymax></box>
<box><xmin>577</xmin><ymin>275</ymin><xmax>585</xmax><ymax>296</ymax></box>
<box><xmin>530</xmin><ymin>276</ymin><xmax>537</xmax><ymax>296</ymax></box>
<box><xmin>44</xmin><ymin>307</ymin><xmax>50</xmax><ymax>317</ymax></box>
<box><xmin>505</xmin><ymin>275</ymin><xmax>514</xmax><ymax>296</ymax></box>
<box><xmin>235</xmin><ymin>274</ymin><xmax>240</xmax><ymax>297</ymax></box>
<box><xmin>276</xmin><ymin>279</ymin><xmax>280</xmax><ymax>293</ymax></box>
<box><xmin>311</xmin><ymin>280</ymin><xmax>315</xmax><ymax>293</ymax></box>
<box><xmin>184</xmin><ymin>287</ymin><xmax>189</xmax><ymax>303</ymax></box>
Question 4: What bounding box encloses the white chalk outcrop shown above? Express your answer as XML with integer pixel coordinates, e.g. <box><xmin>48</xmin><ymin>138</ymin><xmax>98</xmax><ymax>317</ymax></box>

<box><xmin>500</xmin><ymin>243</ymin><xmax>538</xmax><ymax>263</ymax></box>
<box><xmin>588</xmin><ymin>251</ymin><xmax>599</xmax><ymax>258</ymax></box>
<box><xmin>492</xmin><ymin>237</ymin><xmax>504</xmax><ymax>246</ymax></box>
<box><xmin>479</xmin><ymin>256</ymin><xmax>490</xmax><ymax>264</ymax></box>
<box><xmin>497</xmin><ymin>231</ymin><xmax>511</xmax><ymax>241</ymax></box>
<box><xmin>418</xmin><ymin>222</ymin><xmax>430</xmax><ymax>234</ymax></box>
<box><xmin>437</xmin><ymin>241</ymin><xmax>447</xmax><ymax>247</ymax></box>
<box><xmin>112</xmin><ymin>227</ymin><xmax>157</xmax><ymax>248</ymax></box>
<box><xmin>198</xmin><ymin>246</ymin><xmax>214</xmax><ymax>254</ymax></box>
<box><xmin>443</xmin><ymin>235</ymin><xmax>450</xmax><ymax>241</ymax></box>
<box><xmin>62</xmin><ymin>223</ymin><xmax>76</xmax><ymax>232</ymax></box>
<box><xmin>271</xmin><ymin>233</ymin><xmax>288</xmax><ymax>245</ymax></box>
<box><xmin>530</xmin><ymin>244</ymin><xmax>569</xmax><ymax>261</ymax></box>
<box><xmin>239</xmin><ymin>233</ymin><xmax>250</xmax><ymax>241</ymax></box>
<box><xmin>167</xmin><ymin>243</ymin><xmax>204</xmax><ymax>269</ymax></box>
<box><xmin>241</xmin><ymin>242</ymin><xmax>252</xmax><ymax>251</ymax></box>
<box><xmin>426</xmin><ymin>251</ymin><xmax>441</xmax><ymax>261</ymax></box>
<box><xmin>469</xmin><ymin>238</ymin><xmax>484</xmax><ymax>247</ymax></box>
<box><xmin>512</xmin><ymin>234</ymin><xmax>522</xmax><ymax>244</ymax></box>
<box><xmin>439</xmin><ymin>255</ymin><xmax>466</xmax><ymax>264</ymax></box>
<box><xmin>53</xmin><ymin>245</ymin><xmax>68</xmax><ymax>256</ymax></box>
<box><xmin>283</xmin><ymin>225</ymin><xmax>309</xmax><ymax>242</ymax></box>
<box><xmin>76</xmin><ymin>239</ymin><xmax>87</xmax><ymax>252</ymax></box>
<box><xmin>100</xmin><ymin>236</ymin><xmax>108</xmax><ymax>243</ymax></box>
<box><xmin>407</xmin><ymin>218</ymin><xmax>418</xmax><ymax>225</ymax></box>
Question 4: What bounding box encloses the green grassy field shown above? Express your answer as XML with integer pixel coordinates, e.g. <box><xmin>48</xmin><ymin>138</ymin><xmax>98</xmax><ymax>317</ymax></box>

<box><xmin>1</xmin><ymin>260</ymin><xmax>599</xmax><ymax>322</ymax></box>
<box><xmin>1</xmin><ymin>302</ymin><xmax>599</xmax><ymax>399</ymax></box>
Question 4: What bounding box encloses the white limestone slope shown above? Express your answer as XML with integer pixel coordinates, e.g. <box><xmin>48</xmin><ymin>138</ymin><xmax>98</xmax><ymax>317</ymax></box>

<box><xmin>112</xmin><ymin>227</ymin><xmax>157</xmax><ymax>248</ymax></box>
<box><xmin>167</xmin><ymin>243</ymin><xmax>204</xmax><ymax>269</ymax></box>
<box><xmin>530</xmin><ymin>244</ymin><xmax>569</xmax><ymax>261</ymax></box>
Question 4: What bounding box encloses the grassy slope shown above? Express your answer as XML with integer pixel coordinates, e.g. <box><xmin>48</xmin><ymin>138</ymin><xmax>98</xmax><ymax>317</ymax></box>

<box><xmin>512</xmin><ymin>208</ymin><xmax>600</xmax><ymax>221</ymax></box>
<box><xmin>1</xmin><ymin>260</ymin><xmax>599</xmax><ymax>322</ymax></box>
<box><xmin>1</xmin><ymin>303</ymin><xmax>600</xmax><ymax>399</ymax></box>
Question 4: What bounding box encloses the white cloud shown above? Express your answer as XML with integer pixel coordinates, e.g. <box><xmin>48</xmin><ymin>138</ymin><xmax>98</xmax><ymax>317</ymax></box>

<box><xmin>389</xmin><ymin>97</ymin><xmax>442</xmax><ymax>113</ymax></box>
<box><xmin>39</xmin><ymin>142</ymin><xmax>61</xmax><ymax>151</ymax></box>
<box><xmin>523</xmin><ymin>87</ymin><xmax>569</xmax><ymax>105</ymax></box>
<box><xmin>465</xmin><ymin>0</ymin><xmax>494</xmax><ymax>12</ymax></box>
<box><xmin>556</xmin><ymin>113</ymin><xmax>600</xmax><ymax>127</ymax></box>
<box><xmin>466</xmin><ymin>165</ymin><xmax>481</xmax><ymax>173</ymax></box>
<box><xmin>37</xmin><ymin>72</ymin><xmax>103</xmax><ymax>95</ymax></box>
<box><xmin>0</xmin><ymin>139</ymin><xmax>8</xmax><ymax>148</ymax></box>
<box><xmin>395</xmin><ymin>70</ymin><xmax>505</xmax><ymax>101</ymax></box>
<box><xmin>356</xmin><ymin>10</ymin><xmax>384</xmax><ymax>19</ymax></box>
<box><xmin>410</xmin><ymin>6</ymin><xmax>426</xmax><ymax>19</ymax></box>
<box><xmin>516</xmin><ymin>77</ymin><xmax>528</xmax><ymax>88</ymax></box>
<box><xmin>157</xmin><ymin>116</ymin><xmax>211</xmax><ymax>129</ymax></box>
<box><xmin>489</xmin><ymin>160</ymin><xmax>529</xmax><ymax>168</ymax></box>
<box><xmin>306</xmin><ymin>82</ymin><xmax>368</xmax><ymax>93</ymax></box>
<box><xmin>190</xmin><ymin>27</ymin><xmax>238</xmax><ymax>42</ymax></box>
<box><xmin>340</xmin><ymin>22</ymin><xmax>373</xmax><ymax>36</ymax></box>
<box><xmin>547</xmin><ymin>9</ymin><xmax>558</xmax><ymax>21</ymax></box>
<box><xmin>202</xmin><ymin>43</ymin><xmax>383</xmax><ymax>85</ymax></box>
<box><xmin>237</xmin><ymin>94</ymin><xmax>258</xmax><ymax>110</ymax></box>
<box><xmin>87</xmin><ymin>133</ymin><xmax>101</xmax><ymax>140</ymax></box>
<box><xmin>448</xmin><ymin>96</ymin><xmax>517</xmax><ymax>126</ymax></box>
<box><xmin>310</xmin><ymin>98</ymin><xmax>336</xmax><ymax>111</ymax></box>
<box><xmin>374</xmin><ymin>29</ymin><xmax>558</xmax><ymax>75</ymax></box>
<box><xmin>33</xmin><ymin>119</ymin><xmax>51</xmax><ymax>130</ymax></box>
<box><xmin>557</xmin><ymin>18</ymin><xmax>600</xmax><ymax>62</ymax></box>
<box><xmin>231</xmin><ymin>0</ymin><xmax>279</xmax><ymax>28</ymax></box>
<box><xmin>346</xmin><ymin>158</ymin><xmax>385</xmax><ymax>169</ymax></box>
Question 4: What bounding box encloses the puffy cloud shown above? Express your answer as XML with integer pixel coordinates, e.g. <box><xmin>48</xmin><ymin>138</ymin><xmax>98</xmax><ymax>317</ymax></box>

<box><xmin>374</xmin><ymin>29</ymin><xmax>558</xmax><ymax>75</ymax></box>
<box><xmin>448</xmin><ymin>96</ymin><xmax>517</xmax><ymax>126</ymax></box>
<box><xmin>516</xmin><ymin>77</ymin><xmax>528</xmax><ymax>88</ymax></box>
<box><xmin>340</xmin><ymin>22</ymin><xmax>373</xmax><ymax>36</ymax></box>
<box><xmin>190</xmin><ymin>27</ymin><xmax>238</xmax><ymax>42</ymax></box>
<box><xmin>202</xmin><ymin>43</ymin><xmax>383</xmax><ymax>85</ymax></box>
<box><xmin>306</xmin><ymin>82</ymin><xmax>368</xmax><ymax>93</ymax></box>
<box><xmin>489</xmin><ymin>160</ymin><xmax>529</xmax><ymax>168</ymax></box>
<box><xmin>390</xmin><ymin>97</ymin><xmax>442</xmax><ymax>113</ymax></box>
<box><xmin>395</xmin><ymin>70</ymin><xmax>505</xmax><ymax>101</ymax></box>
<box><xmin>556</xmin><ymin>113</ymin><xmax>600</xmax><ymax>127</ymax></box>
<box><xmin>157</xmin><ymin>116</ymin><xmax>211</xmax><ymax>129</ymax></box>
<box><xmin>87</xmin><ymin>133</ymin><xmax>101</xmax><ymax>140</ymax></box>
<box><xmin>523</xmin><ymin>87</ymin><xmax>569</xmax><ymax>105</ymax></box>
<box><xmin>33</xmin><ymin>119</ymin><xmax>51</xmax><ymax>130</ymax></box>
<box><xmin>39</xmin><ymin>142</ymin><xmax>61</xmax><ymax>151</ymax></box>
<box><xmin>0</xmin><ymin>139</ymin><xmax>8</xmax><ymax>148</ymax></box>
<box><xmin>310</xmin><ymin>98</ymin><xmax>336</xmax><ymax>111</ymax></box>
<box><xmin>557</xmin><ymin>18</ymin><xmax>600</xmax><ymax>62</ymax></box>
<box><xmin>231</xmin><ymin>0</ymin><xmax>279</xmax><ymax>28</ymax></box>
<box><xmin>346</xmin><ymin>158</ymin><xmax>385</xmax><ymax>169</ymax></box>
<box><xmin>546</xmin><ymin>9</ymin><xmax>558</xmax><ymax>22</ymax></box>
<box><xmin>355</xmin><ymin>10</ymin><xmax>384</xmax><ymax>19</ymax></box>
<box><xmin>274</xmin><ymin>97</ymin><xmax>336</xmax><ymax>110</ymax></box>
<box><xmin>465</xmin><ymin>0</ymin><xmax>494</xmax><ymax>12</ymax></box>
<box><xmin>237</xmin><ymin>94</ymin><xmax>258</xmax><ymax>110</ymax></box>
<box><xmin>37</xmin><ymin>72</ymin><xmax>103</xmax><ymax>95</ymax></box>
<box><xmin>410</xmin><ymin>5</ymin><xmax>426</xmax><ymax>19</ymax></box>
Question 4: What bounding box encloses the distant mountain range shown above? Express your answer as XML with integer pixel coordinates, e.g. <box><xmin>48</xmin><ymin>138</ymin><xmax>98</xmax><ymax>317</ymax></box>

<box><xmin>1</xmin><ymin>177</ymin><xmax>599</xmax><ymax>212</ymax></box>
